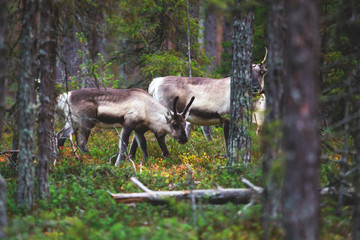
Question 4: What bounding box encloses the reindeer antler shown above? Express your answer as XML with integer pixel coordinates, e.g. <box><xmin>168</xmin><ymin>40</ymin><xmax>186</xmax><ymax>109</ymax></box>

<box><xmin>261</xmin><ymin>47</ymin><xmax>268</xmax><ymax>66</ymax></box>
<box><xmin>182</xmin><ymin>96</ymin><xmax>195</xmax><ymax>117</ymax></box>
<box><xmin>173</xmin><ymin>96</ymin><xmax>180</xmax><ymax>119</ymax></box>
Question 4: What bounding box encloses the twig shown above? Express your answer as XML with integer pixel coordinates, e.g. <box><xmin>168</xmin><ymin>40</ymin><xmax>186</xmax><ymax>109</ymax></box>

<box><xmin>237</xmin><ymin>178</ymin><xmax>263</xmax><ymax>216</ymax></box>
<box><xmin>130</xmin><ymin>177</ymin><xmax>154</xmax><ymax>195</ymax></box>
<box><xmin>345</xmin><ymin>168</ymin><xmax>356</xmax><ymax>177</ymax></box>
<box><xmin>214</xmin><ymin>183</ymin><xmax>224</xmax><ymax>190</ymax></box>
<box><xmin>237</xmin><ymin>198</ymin><xmax>256</xmax><ymax>216</ymax></box>
<box><xmin>241</xmin><ymin>178</ymin><xmax>263</xmax><ymax>194</ymax></box>
<box><xmin>107</xmin><ymin>153</ymin><xmax>118</xmax><ymax>164</ymax></box>
<box><xmin>331</xmin><ymin>111</ymin><xmax>360</xmax><ymax>129</ymax></box>
<box><xmin>128</xmin><ymin>158</ymin><xmax>137</xmax><ymax>173</ymax></box>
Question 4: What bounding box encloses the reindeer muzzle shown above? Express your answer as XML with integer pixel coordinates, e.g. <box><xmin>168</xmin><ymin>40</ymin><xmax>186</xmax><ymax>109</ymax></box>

<box><xmin>177</xmin><ymin>136</ymin><xmax>188</xmax><ymax>144</ymax></box>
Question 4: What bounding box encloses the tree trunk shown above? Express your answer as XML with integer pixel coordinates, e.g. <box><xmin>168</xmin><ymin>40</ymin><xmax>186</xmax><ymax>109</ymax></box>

<box><xmin>9</xmin><ymin>101</ymin><xmax>19</xmax><ymax>168</ymax></box>
<box><xmin>353</xmin><ymin>47</ymin><xmax>360</xmax><ymax>240</ymax></box>
<box><xmin>282</xmin><ymin>0</ymin><xmax>320</xmax><ymax>239</ymax></box>
<box><xmin>0</xmin><ymin>0</ymin><xmax>8</xmax><ymax>235</ymax></box>
<box><xmin>262</xmin><ymin>0</ymin><xmax>286</xmax><ymax>238</ymax></box>
<box><xmin>17</xmin><ymin>0</ymin><xmax>39</xmax><ymax>208</ymax></box>
<box><xmin>186</xmin><ymin>0</ymin><xmax>192</xmax><ymax>77</ymax></box>
<box><xmin>204</xmin><ymin>6</ymin><xmax>218</xmax><ymax>72</ymax></box>
<box><xmin>37</xmin><ymin>0</ymin><xmax>57</xmax><ymax>200</ymax></box>
<box><xmin>0</xmin><ymin>175</ymin><xmax>6</xmax><ymax>239</ymax></box>
<box><xmin>0</xmin><ymin>0</ymin><xmax>7</xmax><ymax>145</ymax></box>
<box><xmin>86</xmin><ymin>12</ymin><xmax>105</xmax><ymax>63</ymax></box>
<box><xmin>228</xmin><ymin>10</ymin><xmax>254</xmax><ymax>166</ymax></box>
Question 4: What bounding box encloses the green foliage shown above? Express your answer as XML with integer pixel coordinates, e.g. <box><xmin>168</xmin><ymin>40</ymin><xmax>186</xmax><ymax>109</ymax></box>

<box><xmin>215</xmin><ymin>2</ymin><xmax>268</xmax><ymax>77</ymax></box>
<box><xmin>140</xmin><ymin>48</ymin><xmax>212</xmax><ymax>79</ymax></box>
<box><xmin>69</xmin><ymin>32</ymin><xmax>118</xmax><ymax>90</ymax></box>
<box><xmin>106</xmin><ymin>0</ymin><xmax>214</xmax><ymax>85</ymax></box>
<box><xmin>0</xmin><ymin>125</ymin><xmax>263</xmax><ymax>239</ymax></box>
<box><xmin>0</xmin><ymin>118</ymin><xmax>354</xmax><ymax>239</ymax></box>
<box><xmin>1</xmin><ymin>1</ymin><xmax>358</xmax><ymax>239</ymax></box>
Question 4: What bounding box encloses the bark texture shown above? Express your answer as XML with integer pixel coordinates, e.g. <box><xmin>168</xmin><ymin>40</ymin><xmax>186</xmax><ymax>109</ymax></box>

<box><xmin>228</xmin><ymin>12</ymin><xmax>254</xmax><ymax>165</ymax></box>
<box><xmin>262</xmin><ymin>0</ymin><xmax>286</xmax><ymax>238</ymax></box>
<box><xmin>353</xmin><ymin>49</ymin><xmax>360</xmax><ymax>240</ymax></box>
<box><xmin>204</xmin><ymin>6</ymin><xmax>217</xmax><ymax>71</ymax></box>
<box><xmin>0</xmin><ymin>0</ymin><xmax>8</xmax><ymax>235</ymax></box>
<box><xmin>282</xmin><ymin>0</ymin><xmax>320</xmax><ymax>239</ymax></box>
<box><xmin>37</xmin><ymin>0</ymin><xmax>57</xmax><ymax>200</ymax></box>
<box><xmin>0</xmin><ymin>175</ymin><xmax>6</xmax><ymax>239</ymax></box>
<box><xmin>0</xmin><ymin>0</ymin><xmax>7</xmax><ymax>144</ymax></box>
<box><xmin>17</xmin><ymin>0</ymin><xmax>38</xmax><ymax>208</ymax></box>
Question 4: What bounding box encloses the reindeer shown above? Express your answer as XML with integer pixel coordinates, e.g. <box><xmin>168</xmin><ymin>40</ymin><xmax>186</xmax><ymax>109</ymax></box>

<box><xmin>56</xmin><ymin>88</ymin><xmax>195</xmax><ymax>165</ymax></box>
<box><xmin>145</xmin><ymin>50</ymin><xmax>267</xmax><ymax>157</ymax></box>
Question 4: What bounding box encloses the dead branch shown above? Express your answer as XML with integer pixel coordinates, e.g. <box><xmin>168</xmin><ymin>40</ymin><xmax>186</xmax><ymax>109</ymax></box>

<box><xmin>241</xmin><ymin>178</ymin><xmax>263</xmax><ymax>194</ymax></box>
<box><xmin>0</xmin><ymin>150</ymin><xmax>19</xmax><ymax>155</ymax></box>
<box><xmin>320</xmin><ymin>186</ymin><xmax>354</xmax><ymax>205</ymax></box>
<box><xmin>130</xmin><ymin>177</ymin><xmax>154</xmax><ymax>195</ymax></box>
<box><xmin>108</xmin><ymin>178</ymin><xmax>254</xmax><ymax>205</ymax></box>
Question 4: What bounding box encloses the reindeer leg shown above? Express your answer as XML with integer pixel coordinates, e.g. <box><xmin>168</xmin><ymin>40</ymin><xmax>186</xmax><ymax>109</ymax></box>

<box><xmin>115</xmin><ymin>127</ymin><xmax>132</xmax><ymax>166</ymax></box>
<box><xmin>201</xmin><ymin>126</ymin><xmax>213</xmax><ymax>141</ymax></box>
<box><xmin>223</xmin><ymin>119</ymin><xmax>230</xmax><ymax>158</ymax></box>
<box><xmin>134</xmin><ymin>132</ymin><xmax>148</xmax><ymax>162</ymax></box>
<box><xmin>77</xmin><ymin>126</ymin><xmax>92</xmax><ymax>153</ymax></box>
<box><xmin>129</xmin><ymin>137</ymin><xmax>138</xmax><ymax>159</ymax></box>
<box><xmin>67</xmin><ymin>131</ymin><xmax>80</xmax><ymax>160</ymax></box>
<box><xmin>185</xmin><ymin>122</ymin><xmax>192</xmax><ymax>139</ymax></box>
<box><xmin>68</xmin><ymin>134</ymin><xmax>77</xmax><ymax>154</ymax></box>
<box><xmin>253</xmin><ymin>113</ymin><xmax>260</xmax><ymax>135</ymax></box>
<box><xmin>155</xmin><ymin>134</ymin><xmax>170</xmax><ymax>158</ymax></box>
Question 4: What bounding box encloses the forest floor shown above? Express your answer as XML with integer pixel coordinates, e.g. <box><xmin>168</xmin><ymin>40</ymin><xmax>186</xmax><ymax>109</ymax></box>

<box><xmin>0</xmin><ymin>126</ymin><xmax>353</xmax><ymax>239</ymax></box>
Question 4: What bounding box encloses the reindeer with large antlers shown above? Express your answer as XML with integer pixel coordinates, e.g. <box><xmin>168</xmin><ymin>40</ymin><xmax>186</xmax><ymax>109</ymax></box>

<box><xmin>56</xmin><ymin>88</ymin><xmax>195</xmax><ymax>165</ymax></box>
<box><xmin>147</xmin><ymin>49</ymin><xmax>268</xmax><ymax>156</ymax></box>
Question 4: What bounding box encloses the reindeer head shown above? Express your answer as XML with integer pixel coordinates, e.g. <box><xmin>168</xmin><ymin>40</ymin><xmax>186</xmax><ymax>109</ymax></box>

<box><xmin>252</xmin><ymin>47</ymin><xmax>268</xmax><ymax>94</ymax></box>
<box><xmin>167</xmin><ymin>96</ymin><xmax>195</xmax><ymax>144</ymax></box>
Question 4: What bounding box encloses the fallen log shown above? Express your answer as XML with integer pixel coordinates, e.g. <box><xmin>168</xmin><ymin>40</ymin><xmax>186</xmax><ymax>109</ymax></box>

<box><xmin>0</xmin><ymin>150</ymin><xmax>19</xmax><ymax>155</ymax></box>
<box><xmin>107</xmin><ymin>177</ymin><xmax>255</xmax><ymax>204</ymax></box>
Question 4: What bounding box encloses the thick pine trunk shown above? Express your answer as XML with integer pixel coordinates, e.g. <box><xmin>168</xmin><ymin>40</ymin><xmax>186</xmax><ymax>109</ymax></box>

<box><xmin>0</xmin><ymin>0</ymin><xmax>8</xmax><ymax>235</ymax></box>
<box><xmin>0</xmin><ymin>0</ymin><xmax>7</xmax><ymax>144</ymax></box>
<box><xmin>228</xmin><ymin>11</ymin><xmax>254</xmax><ymax>166</ymax></box>
<box><xmin>204</xmin><ymin>6</ymin><xmax>218</xmax><ymax>72</ymax></box>
<box><xmin>262</xmin><ymin>0</ymin><xmax>286</xmax><ymax>238</ymax></box>
<box><xmin>37</xmin><ymin>0</ymin><xmax>57</xmax><ymax>200</ymax></box>
<box><xmin>353</xmin><ymin>52</ymin><xmax>360</xmax><ymax>240</ymax></box>
<box><xmin>0</xmin><ymin>175</ymin><xmax>6</xmax><ymax>239</ymax></box>
<box><xmin>17</xmin><ymin>0</ymin><xmax>39</xmax><ymax>208</ymax></box>
<box><xmin>282</xmin><ymin>0</ymin><xmax>320</xmax><ymax>239</ymax></box>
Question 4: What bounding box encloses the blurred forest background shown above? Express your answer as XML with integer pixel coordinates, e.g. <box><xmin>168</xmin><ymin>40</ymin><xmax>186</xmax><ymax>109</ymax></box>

<box><xmin>0</xmin><ymin>0</ymin><xmax>360</xmax><ymax>239</ymax></box>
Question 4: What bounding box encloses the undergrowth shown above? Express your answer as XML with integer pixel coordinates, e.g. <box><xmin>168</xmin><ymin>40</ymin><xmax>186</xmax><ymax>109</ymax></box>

<box><xmin>0</xmin><ymin>126</ymin><xmax>353</xmax><ymax>239</ymax></box>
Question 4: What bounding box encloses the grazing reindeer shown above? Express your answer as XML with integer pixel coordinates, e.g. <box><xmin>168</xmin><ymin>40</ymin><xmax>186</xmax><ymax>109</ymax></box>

<box><xmin>56</xmin><ymin>88</ymin><xmax>195</xmax><ymax>165</ymax></box>
<box><xmin>147</xmin><ymin>50</ymin><xmax>267</xmax><ymax>156</ymax></box>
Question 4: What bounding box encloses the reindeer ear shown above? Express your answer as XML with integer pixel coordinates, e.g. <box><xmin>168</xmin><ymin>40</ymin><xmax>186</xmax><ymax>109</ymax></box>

<box><xmin>165</xmin><ymin>111</ymin><xmax>172</xmax><ymax>123</ymax></box>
